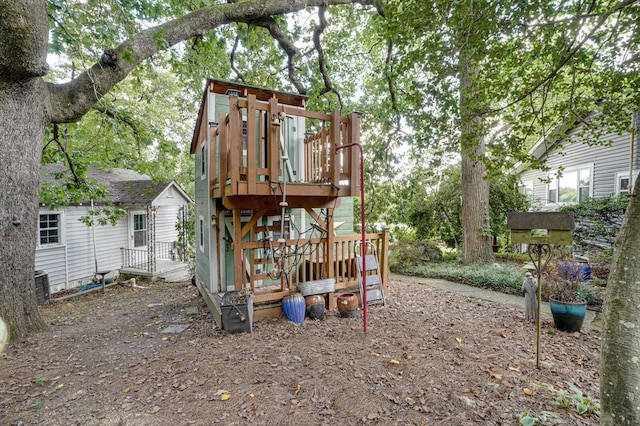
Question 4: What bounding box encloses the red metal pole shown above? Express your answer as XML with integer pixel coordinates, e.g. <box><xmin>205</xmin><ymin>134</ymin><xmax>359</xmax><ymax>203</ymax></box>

<box><xmin>335</xmin><ymin>141</ymin><xmax>367</xmax><ymax>333</ymax></box>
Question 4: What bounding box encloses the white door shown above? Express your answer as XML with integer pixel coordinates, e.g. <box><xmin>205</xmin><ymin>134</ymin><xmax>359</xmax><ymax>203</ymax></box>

<box><xmin>129</xmin><ymin>211</ymin><xmax>148</xmax><ymax>250</ymax></box>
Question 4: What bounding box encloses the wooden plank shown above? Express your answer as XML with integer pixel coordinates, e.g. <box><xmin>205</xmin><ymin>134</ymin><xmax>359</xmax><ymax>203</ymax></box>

<box><xmin>326</xmin><ymin>208</ymin><xmax>335</xmax><ymax>280</ymax></box>
<box><xmin>510</xmin><ymin>229</ymin><xmax>573</xmax><ymax>245</ymax></box>
<box><xmin>507</xmin><ymin>211</ymin><xmax>575</xmax><ymax>230</ymax></box>
<box><xmin>330</xmin><ymin>111</ymin><xmax>341</xmax><ymax>186</ymax></box>
<box><xmin>228</xmin><ymin>97</ymin><xmax>241</xmax><ymax>195</ymax></box>
<box><xmin>207</xmin><ymin>78</ymin><xmax>308</xmax><ymax>107</ymax></box>
<box><xmin>304</xmin><ymin>207</ymin><xmax>328</xmax><ymax>231</ymax></box>
<box><xmin>246</xmin><ymin>94</ymin><xmax>257</xmax><ymax>194</ymax></box>
<box><xmin>252</xmin><ymin>306</ymin><xmax>284</xmax><ymax>322</ymax></box>
<box><xmin>240</xmin><ymin>209</ymin><xmax>268</xmax><ymax>239</ymax></box>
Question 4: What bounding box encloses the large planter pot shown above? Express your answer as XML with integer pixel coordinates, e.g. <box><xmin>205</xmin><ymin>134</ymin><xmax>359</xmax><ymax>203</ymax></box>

<box><xmin>282</xmin><ymin>293</ymin><xmax>306</xmax><ymax>324</ymax></box>
<box><xmin>337</xmin><ymin>293</ymin><xmax>358</xmax><ymax>318</ymax></box>
<box><xmin>549</xmin><ymin>298</ymin><xmax>587</xmax><ymax>332</ymax></box>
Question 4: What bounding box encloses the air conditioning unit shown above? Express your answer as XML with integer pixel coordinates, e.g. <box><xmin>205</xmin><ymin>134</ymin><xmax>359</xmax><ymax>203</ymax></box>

<box><xmin>34</xmin><ymin>270</ymin><xmax>50</xmax><ymax>304</ymax></box>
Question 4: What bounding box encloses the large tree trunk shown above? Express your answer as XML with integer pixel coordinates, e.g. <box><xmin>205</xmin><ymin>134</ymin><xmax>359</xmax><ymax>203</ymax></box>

<box><xmin>0</xmin><ymin>80</ymin><xmax>50</xmax><ymax>341</ymax></box>
<box><xmin>459</xmin><ymin>56</ymin><xmax>493</xmax><ymax>265</ymax></box>
<box><xmin>0</xmin><ymin>0</ymin><xmax>51</xmax><ymax>341</ymax></box>
<box><xmin>600</xmin><ymin>175</ymin><xmax>640</xmax><ymax>425</ymax></box>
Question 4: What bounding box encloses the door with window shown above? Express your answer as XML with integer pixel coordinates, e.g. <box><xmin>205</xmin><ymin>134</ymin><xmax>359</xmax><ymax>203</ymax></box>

<box><xmin>129</xmin><ymin>211</ymin><xmax>148</xmax><ymax>250</ymax></box>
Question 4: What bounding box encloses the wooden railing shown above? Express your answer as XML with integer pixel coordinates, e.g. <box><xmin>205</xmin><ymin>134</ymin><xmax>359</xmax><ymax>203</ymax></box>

<box><xmin>236</xmin><ymin>231</ymin><xmax>389</xmax><ymax>304</ymax></box>
<box><xmin>209</xmin><ymin>95</ymin><xmax>360</xmax><ymax>198</ymax></box>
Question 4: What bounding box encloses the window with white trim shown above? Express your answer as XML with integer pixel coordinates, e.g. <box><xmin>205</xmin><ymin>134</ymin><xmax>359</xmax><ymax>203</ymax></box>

<box><xmin>198</xmin><ymin>216</ymin><xmax>204</xmax><ymax>251</ymax></box>
<box><xmin>615</xmin><ymin>171</ymin><xmax>639</xmax><ymax>195</ymax></box>
<box><xmin>547</xmin><ymin>165</ymin><xmax>592</xmax><ymax>205</ymax></box>
<box><xmin>38</xmin><ymin>213</ymin><xmax>62</xmax><ymax>246</ymax></box>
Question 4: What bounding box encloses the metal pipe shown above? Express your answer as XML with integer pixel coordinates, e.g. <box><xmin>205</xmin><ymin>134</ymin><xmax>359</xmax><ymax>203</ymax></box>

<box><xmin>335</xmin><ymin>141</ymin><xmax>367</xmax><ymax>333</ymax></box>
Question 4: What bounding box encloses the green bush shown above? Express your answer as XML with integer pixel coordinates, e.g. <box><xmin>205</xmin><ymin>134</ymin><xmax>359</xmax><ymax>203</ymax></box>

<box><xmin>560</xmin><ymin>193</ymin><xmax>629</xmax><ymax>260</ymax></box>
<box><xmin>392</xmin><ymin>261</ymin><xmax>524</xmax><ymax>295</ymax></box>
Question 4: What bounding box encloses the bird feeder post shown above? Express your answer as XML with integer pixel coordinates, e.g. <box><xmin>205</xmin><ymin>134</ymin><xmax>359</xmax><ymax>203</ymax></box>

<box><xmin>507</xmin><ymin>212</ymin><xmax>575</xmax><ymax>369</ymax></box>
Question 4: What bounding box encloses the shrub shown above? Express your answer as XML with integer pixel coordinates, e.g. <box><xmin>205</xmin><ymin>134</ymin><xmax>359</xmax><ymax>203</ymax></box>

<box><xmin>393</xmin><ymin>261</ymin><xmax>524</xmax><ymax>295</ymax></box>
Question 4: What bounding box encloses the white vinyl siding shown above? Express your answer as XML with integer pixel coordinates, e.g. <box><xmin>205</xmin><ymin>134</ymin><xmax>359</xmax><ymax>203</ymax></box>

<box><xmin>35</xmin><ymin>205</ymin><xmax>185</xmax><ymax>294</ymax></box>
<box><xmin>519</xmin><ymin>124</ymin><xmax>635</xmax><ymax>210</ymax></box>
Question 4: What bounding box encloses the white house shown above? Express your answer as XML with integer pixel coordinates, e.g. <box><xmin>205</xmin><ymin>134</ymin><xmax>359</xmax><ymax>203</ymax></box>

<box><xmin>37</xmin><ymin>165</ymin><xmax>192</xmax><ymax>295</ymax></box>
<box><xmin>517</xmin><ymin>113</ymin><xmax>640</xmax><ymax>209</ymax></box>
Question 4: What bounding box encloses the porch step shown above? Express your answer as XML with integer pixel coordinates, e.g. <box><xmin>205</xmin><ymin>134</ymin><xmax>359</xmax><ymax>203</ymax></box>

<box><xmin>160</xmin><ymin>267</ymin><xmax>191</xmax><ymax>283</ymax></box>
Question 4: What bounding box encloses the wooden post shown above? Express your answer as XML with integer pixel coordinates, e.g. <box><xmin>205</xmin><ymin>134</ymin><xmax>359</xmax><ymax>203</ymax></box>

<box><xmin>326</xmin><ymin>207</ymin><xmax>336</xmax><ymax>309</ymax></box>
<box><xmin>228</xmin><ymin>96</ymin><xmax>241</xmax><ymax>195</ymax></box>
<box><xmin>349</xmin><ymin>112</ymin><xmax>361</xmax><ymax>196</ymax></box>
<box><xmin>247</xmin><ymin>94</ymin><xmax>257</xmax><ymax>194</ymax></box>
<box><xmin>380</xmin><ymin>228</ymin><xmax>390</xmax><ymax>297</ymax></box>
<box><xmin>218</xmin><ymin>113</ymin><xmax>228</xmax><ymax>198</ymax></box>
<box><xmin>233</xmin><ymin>208</ymin><xmax>243</xmax><ymax>291</ymax></box>
<box><xmin>268</xmin><ymin>97</ymin><xmax>280</xmax><ymax>183</ymax></box>
<box><xmin>330</xmin><ymin>110</ymin><xmax>341</xmax><ymax>187</ymax></box>
<box><xmin>209</xmin><ymin>125</ymin><xmax>217</xmax><ymax>196</ymax></box>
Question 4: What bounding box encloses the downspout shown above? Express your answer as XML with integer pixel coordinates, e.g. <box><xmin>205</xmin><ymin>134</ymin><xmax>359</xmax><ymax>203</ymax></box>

<box><xmin>631</xmin><ymin>111</ymin><xmax>639</xmax><ymax>194</ymax></box>
<box><xmin>91</xmin><ymin>199</ymin><xmax>99</xmax><ymax>276</ymax></box>
<box><xmin>64</xmin><ymin>242</ymin><xmax>69</xmax><ymax>290</ymax></box>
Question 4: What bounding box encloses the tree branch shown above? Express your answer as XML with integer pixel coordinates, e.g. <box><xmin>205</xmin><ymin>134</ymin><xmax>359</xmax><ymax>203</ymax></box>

<box><xmin>47</xmin><ymin>0</ymin><xmax>373</xmax><ymax>124</ymax></box>
<box><xmin>487</xmin><ymin>0</ymin><xmax>638</xmax><ymax>115</ymax></box>
<box><xmin>250</xmin><ymin>17</ymin><xmax>308</xmax><ymax>94</ymax></box>
<box><xmin>230</xmin><ymin>30</ymin><xmax>247</xmax><ymax>83</ymax></box>
<box><xmin>312</xmin><ymin>4</ymin><xmax>343</xmax><ymax>109</ymax></box>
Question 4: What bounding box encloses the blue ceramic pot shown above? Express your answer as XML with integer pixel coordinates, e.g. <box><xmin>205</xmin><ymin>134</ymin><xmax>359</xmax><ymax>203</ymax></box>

<box><xmin>549</xmin><ymin>298</ymin><xmax>587</xmax><ymax>332</ymax></box>
<box><xmin>282</xmin><ymin>293</ymin><xmax>306</xmax><ymax>324</ymax></box>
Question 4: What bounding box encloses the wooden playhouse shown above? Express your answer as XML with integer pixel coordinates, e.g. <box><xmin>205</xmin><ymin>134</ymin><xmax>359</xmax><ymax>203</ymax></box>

<box><xmin>190</xmin><ymin>79</ymin><xmax>389</xmax><ymax>330</ymax></box>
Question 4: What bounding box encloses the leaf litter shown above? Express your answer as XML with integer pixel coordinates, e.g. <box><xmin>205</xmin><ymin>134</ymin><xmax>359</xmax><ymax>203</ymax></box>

<box><xmin>0</xmin><ymin>279</ymin><xmax>600</xmax><ymax>425</ymax></box>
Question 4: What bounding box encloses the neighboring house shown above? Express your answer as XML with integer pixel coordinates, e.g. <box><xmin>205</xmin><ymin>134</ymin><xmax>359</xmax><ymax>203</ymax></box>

<box><xmin>517</xmin><ymin>114</ymin><xmax>639</xmax><ymax>210</ymax></box>
<box><xmin>37</xmin><ymin>165</ymin><xmax>193</xmax><ymax>294</ymax></box>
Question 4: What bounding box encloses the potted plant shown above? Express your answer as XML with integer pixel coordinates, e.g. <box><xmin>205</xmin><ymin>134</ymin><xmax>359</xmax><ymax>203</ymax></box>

<box><xmin>542</xmin><ymin>250</ymin><xmax>589</xmax><ymax>332</ymax></box>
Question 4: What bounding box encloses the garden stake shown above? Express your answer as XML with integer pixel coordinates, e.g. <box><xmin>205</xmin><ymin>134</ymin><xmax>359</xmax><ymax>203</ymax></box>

<box><xmin>527</xmin><ymin>244</ymin><xmax>553</xmax><ymax>369</ymax></box>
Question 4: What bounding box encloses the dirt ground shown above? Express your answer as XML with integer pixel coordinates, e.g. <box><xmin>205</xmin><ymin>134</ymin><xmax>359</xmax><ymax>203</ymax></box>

<box><xmin>1</xmin><ymin>278</ymin><xmax>601</xmax><ymax>425</ymax></box>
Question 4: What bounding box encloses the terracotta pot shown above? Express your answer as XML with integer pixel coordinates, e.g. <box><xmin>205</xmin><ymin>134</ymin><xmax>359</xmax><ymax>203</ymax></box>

<box><xmin>337</xmin><ymin>293</ymin><xmax>358</xmax><ymax>318</ymax></box>
<box><xmin>305</xmin><ymin>294</ymin><xmax>325</xmax><ymax>307</ymax></box>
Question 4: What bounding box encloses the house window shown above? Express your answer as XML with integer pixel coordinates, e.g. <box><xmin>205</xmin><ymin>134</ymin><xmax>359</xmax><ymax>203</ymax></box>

<box><xmin>200</xmin><ymin>145</ymin><xmax>206</xmax><ymax>180</ymax></box>
<box><xmin>547</xmin><ymin>165</ymin><xmax>592</xmax><ymax>205</ymax></box>
<box><xmin>133</xmin><ymin>214</ymin><xmax>147</xmax><ymax>248</ymax></box>
<box><xmin>518</xmin><ymin>181</ymin><xmax>534</xmax><ymax>203</ymax></box>
<box><xmin>39</xmin><ymin>213</ymin><xmax>61</xmax><ymax>246</ymax></box>
<box><xmin>615</xmin><ymin>171</ymin><xmax>639</xmax><ymax>195</ymax></box>
<box><xmin>198</xmin><ymin>216</ymin><xmax>204</xmax><ymax>251</ymax></box>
